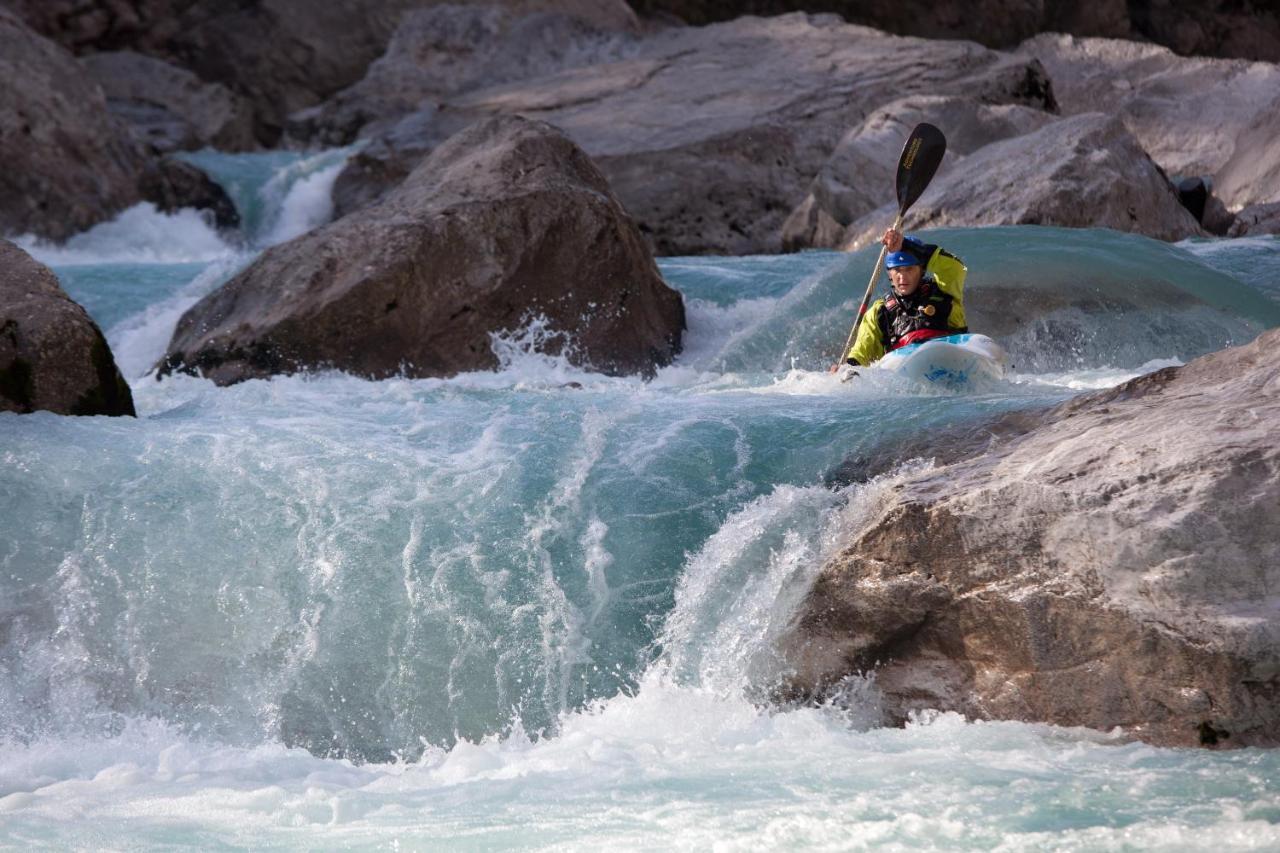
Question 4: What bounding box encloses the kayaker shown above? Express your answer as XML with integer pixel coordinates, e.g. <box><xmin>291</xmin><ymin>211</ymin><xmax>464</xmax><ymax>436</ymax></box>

<box><xmin>836</xmin><ymin>228</ymin><xmax>968</xmax><ymax>369</ymax></box>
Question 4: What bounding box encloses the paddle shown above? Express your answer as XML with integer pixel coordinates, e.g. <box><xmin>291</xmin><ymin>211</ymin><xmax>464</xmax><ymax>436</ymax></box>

<box><xmin>832</xmin><ymin>122</ymin><xmax>947</xmax><ymax>373</ymax></box>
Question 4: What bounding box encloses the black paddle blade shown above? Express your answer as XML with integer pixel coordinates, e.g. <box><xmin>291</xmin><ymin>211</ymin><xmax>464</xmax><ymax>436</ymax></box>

<box><xmin>895</xmin><ymin>123</ymin><xmax>947</xmax><ymax>214</ymax></box>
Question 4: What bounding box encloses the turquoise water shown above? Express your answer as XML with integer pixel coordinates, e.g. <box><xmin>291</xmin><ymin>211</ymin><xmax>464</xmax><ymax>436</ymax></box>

<box><xmin>3</xmin><ymin>152</ymin><xmax>1279</xmax><ymax>849</ymax></box>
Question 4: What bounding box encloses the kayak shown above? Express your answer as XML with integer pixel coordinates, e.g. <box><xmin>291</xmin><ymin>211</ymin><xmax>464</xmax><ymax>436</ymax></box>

<box><xmin>876</xmin><ymin>333</ymin><xmax>1008</xmax><ymax>390</ymax></box>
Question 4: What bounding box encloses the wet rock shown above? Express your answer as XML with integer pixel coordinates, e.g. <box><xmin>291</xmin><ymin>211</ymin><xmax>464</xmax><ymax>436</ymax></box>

<box><xmin>137</xmin><ymin>157</ymin><xmax>241</xmax><ymax>232</ymax></box>
<box><xmin>157</xmin><ymin>116</ymin><xmax>684</xmax><ymax>385</ymax></box>
<box><xmin>79</xmin><ymin>50</ymin><xmax>256</xmax><ymax>153</ymax></box>
<box><xmin>0</xmin><ymin>240</ymin><xmax>135</xmax><ymax>417</ymax></box>
<box><xmin>1014</xmin><ymin>34</ymin><xmax>1280</xmax><ymax>210</ymax></box>
<box><xmin>782</xmin><ymin>95</ymin><xmax>1057</xmax><ymax>251</ymax></box>
<box><xmin>782</xmin><ymin>327</ymin><xmax>1280</xmax><ymax>747</ymax></box>
<box><xmin>338</xmin><ymin>13</ymin><xmax>1056</xmax><ymax>254</ymax></box>
<box><xmin>840</xmin><ymin>114</ymin><xmax>1205</xmax><ymax>248</ymax></box>
<box><xmin>293</xmin><ymin>1</ymin><xmax>639</xmax><ymax>146</ymax></box>
<box><xmin>0</xmin><ymin>9</ymin><xmax>144</xmax><ymax>241</ymax></box>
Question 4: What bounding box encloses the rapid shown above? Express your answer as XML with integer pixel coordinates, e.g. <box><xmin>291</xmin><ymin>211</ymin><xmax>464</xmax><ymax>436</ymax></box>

<box><xmin>3</xmin><ymin>151</ymin><xmax>1280</xmax><ymax>850</ymax></box>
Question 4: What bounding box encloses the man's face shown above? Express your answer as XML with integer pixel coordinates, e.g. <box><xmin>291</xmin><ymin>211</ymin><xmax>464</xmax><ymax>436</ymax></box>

<box><xmin>889</xmin><ymin>264</ymin><xmax>923</xmax><ymax>296</ymax></box>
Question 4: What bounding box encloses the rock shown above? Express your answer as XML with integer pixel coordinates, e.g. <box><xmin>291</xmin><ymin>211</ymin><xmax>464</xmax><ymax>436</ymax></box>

<box><xmin>782</xmin><ymin>326</ymin><xmax>1280</xmax><ymax>748</ymax></box>
<box><xmin>293</xmin><ymin>1</ymin><xmax>639</xmax><ymax>146</ymax></box>
<box><xmin>840</xmin><ymin>114</ymin><xmax>1205</xmax><ymax>248</ymax></box>
<box><xmin>1214</xmin><ymin>108</ymin><xmax>1280</xmax><ymax>213</ymax></box>
<box><xmin>782</xmin><ymin>95</ymin><xmax>1058</xmax><ymax>251</ymax></box>
<box><xmin>79</xmin><ymin>50</ymin><xmax>256</xmax><ymax>153</ymax></box>
<box><xmin>0</xmin><ymin>9</ymin><xmax>145</xmax><ymax>241</ymax></box>
<box><xmin>628</xmin><ymin>0</ymin><xmax>1129</xmax><ymax>47</ymax></box>
<box><xmin>628</xmin><ymin>1</ymin><xmax>1278</xmax><ymax>62</ymax></box>
<box><xmin>137</xmin><ymin>157</ymin><xmax>241</xmax><ymax>232</ymax></box>
<box><xmin>1227</xmin><ymin>202</ymin><xmax>1280</xmax><ymax>238</ymax></box>
<box><xmin>338</xmin><ymin>13</ymin><xmax>1057</xmax><ymax>254</ymax></box>
<box><xmin>0</xmin><ymin>240</ymin><xmax>135</xmax><ymax>417</ymax></box>
<box><xmin>1014</xmin><ymin>34</ymin><xmax>1280</xmax><ymax>209</ymax></box>
<box><xmin>159</xmin><ymin>0</ymin><xmax>426</xmax><ymax>145</ymax></box>
<box><xmin>331</xmin><ymin>106</ymin><xmax>472</xmax><ymax>219</ymax></box>
<box><xmin>4</xmin><ymin>0</ymin><xmax>192</xmax><ymax>55</ymax></box>
<box><xmin>1127</xmin><ymin>0</ymin><xmax>1280</xmax><ymax>63</ymax></box>
<box><xmin>157</xmin><ymin>116</ymin><xmax>684</xmax><ymax>385</ymax></box>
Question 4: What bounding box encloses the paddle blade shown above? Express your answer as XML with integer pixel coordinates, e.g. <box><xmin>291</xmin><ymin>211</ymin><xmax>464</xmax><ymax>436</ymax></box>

<box><xmin>895</xmin><ymin>123</ymin><xmax>947</xmax><ymax>213</ymax></box>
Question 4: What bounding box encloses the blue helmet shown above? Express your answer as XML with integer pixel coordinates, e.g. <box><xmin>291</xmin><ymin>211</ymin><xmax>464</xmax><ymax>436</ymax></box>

<box><xmin>884</xmin><ymin>251</ymin><xmax>921</xmax><ymax>269</ymax></box>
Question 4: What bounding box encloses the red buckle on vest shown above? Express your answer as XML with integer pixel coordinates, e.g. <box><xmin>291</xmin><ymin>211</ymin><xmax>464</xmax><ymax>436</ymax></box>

<box><xmin>892</xmin><ymin>328</ymin><xmax>952</xmax><ymax>350</ymax></box>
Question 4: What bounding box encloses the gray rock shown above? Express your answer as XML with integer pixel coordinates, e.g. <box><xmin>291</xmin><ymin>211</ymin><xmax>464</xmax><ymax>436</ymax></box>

<box><xmin>0</xmin><ymin>240</ymin><xmax>135</xmax><ymax>417</ymax></box>
<box><xmin>339</xmin><ymin>13</ymin><xmax>1056</xmax><ymax>254</ymax></box>
<box><xmin>630</xmin><ymin>0</ymin><xmax>1278</xmax><ymax>62</ymax></box>
<box><xmin>1214</xmin><ymin>108</ymin><xmax>1280</xmax><ymax>214</ymax></box>
<box><xmin>840</xmin><ymin>114</ymin><xmax>1205</xmax><ymax>248</ymax></box>
<box><xmin>782</xmin><ymin>326</ymin><xmax>1280</xmax><ymax>748</ymax></box>
<box><xmin>0</xmin><ymin>9</ymin><xmax>145</xmax><ymax>241</ymax></box>
<box><xmin>157</xmin><ymin>0</ymin><xmax>429</xmax><ymax>145</ymax></box>
<box><xmin>1014</xmin><ymin>34</ymin><xmax>1280</xmax><ymax>210</ymax></box>
<box><xmin>331</xmin><ymin>105</ymin><xmax>473</xmax><ymax>219</ymax></box>
<box><xmin>782</xmin><ymin>95</ymin><xmax>1058</xmax><ymax>251</ymax></box>
<box><xmin>1227</xmin><ymin>202</ymin><xmax>1280</xmax><ymax>238</ymax></box>
<box><xmin>157</xmin><ymin>116</ymin><xmax>684</xmax><ymax>385</ymax></box>
<box><xmin>79</xmin><ymin>50</ymin><xmax>256</xmax><ymax>152</ymax></box>
<box><xmin>138</xmin><ymin>157</ymin><xmax>241</xmax><ymax>232</ymax></box>
<box><xmin>4</xmin><ymin>0</ymin><xmax>192</xmax><ymax>55</ymax></box>
<box><xmin>293</xmin><ymin>1</ymin><xmax>639</xmax><ymax>146</ymax></box>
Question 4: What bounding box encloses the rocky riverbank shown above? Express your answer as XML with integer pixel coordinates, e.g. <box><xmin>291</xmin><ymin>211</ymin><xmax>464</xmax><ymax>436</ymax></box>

<box><xmin>5</xmin><ymin>2</ymin><xmax>1280</xmax><ymax>256</ymax></box>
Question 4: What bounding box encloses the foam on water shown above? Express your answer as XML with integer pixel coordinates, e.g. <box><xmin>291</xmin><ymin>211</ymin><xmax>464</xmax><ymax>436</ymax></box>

<box><xmin>258</xmin><ymin>156</ymin><xmax>347</xmax><ymax>247</ymax></box>
<box><xmin>15</xmin><ymin>203</ymin><xmax>236</xmax><ymax>266</ymax></box>
<box><xmin>2</xmin><ymin>686</ymin><xmax>1278</xmax><ymax>850</ymax></box>
<box><xmin>106</xmin><ymin>255</ymin><xmax>254</xmax><ymax>379</ymax></box>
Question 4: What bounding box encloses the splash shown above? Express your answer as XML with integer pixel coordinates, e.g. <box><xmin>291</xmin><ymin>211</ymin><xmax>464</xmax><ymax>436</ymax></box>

<box><xmin>14</xmin><ymin>204</ymin><xmax>236</xmax><ymax>266</ymax></box>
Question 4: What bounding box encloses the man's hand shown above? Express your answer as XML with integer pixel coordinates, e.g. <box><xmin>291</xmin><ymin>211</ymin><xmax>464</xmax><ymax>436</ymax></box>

<box><xmin>828</xmin><ymin>363</ymin><xmax>841</xmax><ymax>373</ymax></box>
<box><xmin>881</xmin><ymin>228</ymin><xmax>904</xmax><ymax>253</ymax></box>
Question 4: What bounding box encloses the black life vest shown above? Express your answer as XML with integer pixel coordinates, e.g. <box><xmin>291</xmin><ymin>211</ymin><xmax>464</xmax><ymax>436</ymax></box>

<box><xmin>878</xmin><ymin>281</ymin><xmax>958</xmax><ymax>351</ymax></box>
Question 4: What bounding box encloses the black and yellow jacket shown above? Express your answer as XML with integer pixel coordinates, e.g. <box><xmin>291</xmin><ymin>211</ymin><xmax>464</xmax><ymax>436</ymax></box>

<box><xmin>846</xmin><ymin>239</ymin><xmax>968</xmax><ymax>366</ymax></box>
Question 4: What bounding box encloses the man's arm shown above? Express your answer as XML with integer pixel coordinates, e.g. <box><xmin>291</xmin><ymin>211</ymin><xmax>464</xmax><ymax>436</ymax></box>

<box><xmin>845</xmin><ymin>300</ymin><xmax>886</xmax><ymax>366</ymax></box>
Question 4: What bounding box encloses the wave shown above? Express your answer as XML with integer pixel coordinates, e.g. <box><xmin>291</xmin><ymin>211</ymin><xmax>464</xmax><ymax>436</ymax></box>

<box><xmin>14</xmin><ymin>203</ymin><xmax>237</xmax><ymax>266</ymax></box>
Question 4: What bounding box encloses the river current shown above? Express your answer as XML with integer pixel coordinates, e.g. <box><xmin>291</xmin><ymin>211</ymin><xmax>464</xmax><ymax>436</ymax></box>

<box><xmin>2</xmin><ymin>151</ymin><xmax>1279</xmax><ymax>849</ymax></box>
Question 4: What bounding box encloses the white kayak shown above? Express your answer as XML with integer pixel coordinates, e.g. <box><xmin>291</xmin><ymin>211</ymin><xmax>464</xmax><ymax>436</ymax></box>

<box><xmin>875</xmin><ymin>333</ymin><xmax>1009</xmax><ymax>390</ymax></box>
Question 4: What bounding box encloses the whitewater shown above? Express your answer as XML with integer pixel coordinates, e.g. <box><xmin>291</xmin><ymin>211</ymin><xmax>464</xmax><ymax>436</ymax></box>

<box><xmin>3</xmin><ymin>151</ymin><xmax>1280</xmax><ymax>850</ymax></box>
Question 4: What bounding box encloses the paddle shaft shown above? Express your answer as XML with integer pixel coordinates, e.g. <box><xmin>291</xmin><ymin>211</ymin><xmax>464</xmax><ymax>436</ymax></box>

<box><xmin>836</xmin><ymin>211</ymin><xmax>903</xmax><ymax>366</ymax></box>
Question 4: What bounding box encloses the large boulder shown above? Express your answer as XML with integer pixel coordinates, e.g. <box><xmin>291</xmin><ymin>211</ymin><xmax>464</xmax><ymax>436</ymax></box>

<box><xmin>0</xmin><ymin>240</ymin><xmax>135</xmax><ymax>417</ymax></box>
<box><xmin>782</xmin><ymin>95</ymin><xmax>1058</xmax><ymax>251</ymax></box>
<box><xmin>1014</xmin><ymin>34</ymin><xmax>1280</xmax><ymax>209</ymax></box>
<box><xmin>79</xmin><ymin>50</ymin><xmax>256</xmax><ymax>152</ymax></box>
<box><xmin>782</xmin><ymin>326</ymin><xmax>1280</xmax><ymax>748</ymax></box>
<box><xmin>157</xmin><ymin>116</ymin><xmax>684</xmax><ymax>384</ymax></box>
<box><xmin>293</xmin><ymin>1</ymin><xmax>639</xmax><ymax>145</ymax></box>
<box><xmin>840</xmin><ymin>113</ymin><xmax>1205</xmax><ymax>248</ymax></box>
<box><xmin>336</xmin><ymin>13</ymin><xmax>1056</xmax><ymax>254</ymax></box>
<box><xmin>0</xmin><ymin>9</ymin><xmax>145</xmax><ymax>241</ymax></box>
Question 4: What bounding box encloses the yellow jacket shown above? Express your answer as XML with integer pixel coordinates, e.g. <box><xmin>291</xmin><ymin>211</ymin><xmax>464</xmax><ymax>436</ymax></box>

<box><xmin>846</xmin><ymin>240</ymin><xmax>967</xmax><ymax>366</ymax></box>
